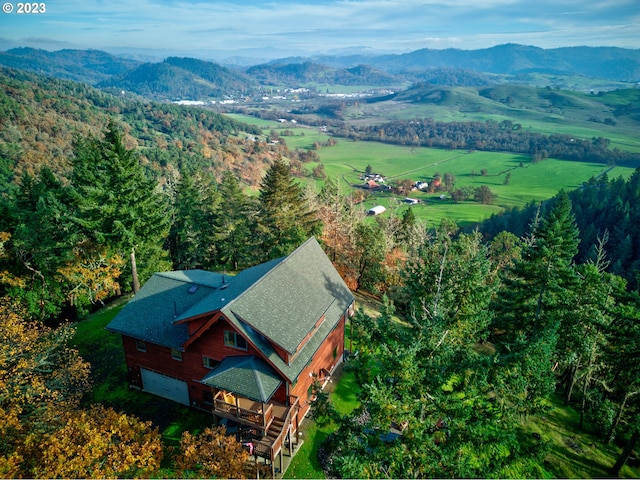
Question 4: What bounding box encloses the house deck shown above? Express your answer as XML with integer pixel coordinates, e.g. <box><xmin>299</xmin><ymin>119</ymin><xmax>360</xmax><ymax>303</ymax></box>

<box><xmin>213</xmin><ymin>391</ymin><xmax>301</xmax><ymax>477</ymax></box>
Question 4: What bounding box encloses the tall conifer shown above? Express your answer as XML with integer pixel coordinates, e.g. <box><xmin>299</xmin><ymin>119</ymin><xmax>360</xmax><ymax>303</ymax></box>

<box><xmin>492</xmin><ymin>191</ymin><xmax>580</xmax><ymax>412</ymax></box>
<box><xmin>257</xmin><ymin>158</ymin><xmax>320</xmax><ymax>260</ymax></box>
<box><xmin>70</xmin><ymin>120</ymin><xmax>170</xmax><ymax>292</ymax></box>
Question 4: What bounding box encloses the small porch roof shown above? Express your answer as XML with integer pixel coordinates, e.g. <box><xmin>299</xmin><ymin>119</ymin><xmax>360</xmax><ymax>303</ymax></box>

<box><xmin>201</xmin><ymin>355</ymin><xmax>283</xmax><ymax>403</ymax></box>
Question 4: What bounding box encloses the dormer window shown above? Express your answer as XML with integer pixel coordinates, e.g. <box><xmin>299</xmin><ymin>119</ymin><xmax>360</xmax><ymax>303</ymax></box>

<box><xmin>224</xmin><ymin>330</ymin><xmax>248</xmax><ymax>350</ymax></box>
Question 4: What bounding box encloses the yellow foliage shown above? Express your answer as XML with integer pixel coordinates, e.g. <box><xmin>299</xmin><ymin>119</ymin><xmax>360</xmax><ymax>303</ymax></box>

<box><xmin>57</xmin><ymin>242</ymin><xmax>124</xmax><ymax>304</ymax></box>
<box><xmin>175</xmin><ymin>426</ymin><xmax>249</xmax><ymax>479</ymax></box>
<box><xmin>0</xmin><ymin>297</ymin><xmax>91</xmax><ymax>477</ymax></box>
<box><xmin>26</xmin><ymin>405</ymin><xmax>164</xmax><ymax>479</ymax></box>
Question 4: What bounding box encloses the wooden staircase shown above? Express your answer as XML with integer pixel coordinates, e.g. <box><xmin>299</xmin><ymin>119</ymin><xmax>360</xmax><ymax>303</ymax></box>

<box><xmin>266</xmin><ymin>416</ymin><xmax>286</xmax><ymax>444</ymax></box>
<box><xmin>241</xmin><ymin>396</ymin><xmax>300</xmax><ymax>477</ymax></box>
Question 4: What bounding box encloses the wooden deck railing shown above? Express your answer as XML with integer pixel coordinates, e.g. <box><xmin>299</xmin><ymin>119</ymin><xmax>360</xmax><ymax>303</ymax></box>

<box><xmin>213</xmin><ymin>392</ymin><xmax>274</xmax><ymax>432</ymax></box>
<box><xmin>248</xmin><ymin>395</ymin><xmax>300</xmax><ymax>466</ymax></box>
<box><xmin>214</xmin><ymin>391</ymin><xmax>301</xmax><ymax>476</ymax></box>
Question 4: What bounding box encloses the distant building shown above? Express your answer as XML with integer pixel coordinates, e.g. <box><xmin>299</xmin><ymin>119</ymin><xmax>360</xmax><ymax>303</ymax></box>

<box><xmin>367</xmin><ymin>205</ymin><xmax>386</xmax><ymax>216</ymax></box>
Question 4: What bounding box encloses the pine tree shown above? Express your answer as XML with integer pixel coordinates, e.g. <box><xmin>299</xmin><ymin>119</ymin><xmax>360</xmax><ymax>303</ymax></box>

<box><xmin>492</xmin><ymin>191</ymin><xmax>580</xmax><ymax>413</ymax></box>
<box><xmin>213</xmin><ymin>171</ymin><xmax>258</xmax><ymax>270</ymax></box>
<box><xmin>256</xmin><ymin>158</ymin><xmax>320</xmax><ymax>260</ymax></box>
<box><xmin>168</xmin><ymin>172</ymin><xmax>219</xmax><ymax>270</ymax></box>
<box><xmin>70</xmin><ymin>120</ymin><xmax>170</xmax><ymax>292</ymax></box>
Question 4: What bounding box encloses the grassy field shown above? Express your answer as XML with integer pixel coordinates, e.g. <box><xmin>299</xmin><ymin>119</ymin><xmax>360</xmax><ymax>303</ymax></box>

<box><xmin>223</xmin><ymin>112</ymin><xmax>638</xmax><ymax>227</ymax></box>
<box><xmin>522</xmin><ymin>395</ymin><xmax>640</xmax><ymax>479</ymax></box>
<box><xmin>312</xmin><ymin>137</ymin><xmax>634</xmax><ymax>227</ymax></box>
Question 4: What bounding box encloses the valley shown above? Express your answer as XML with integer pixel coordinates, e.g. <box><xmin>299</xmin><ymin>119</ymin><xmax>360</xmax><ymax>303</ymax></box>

<box><xmin>2</xmin><ymin>43</ymin><xmax>640</xmax><ymax>479</ymax></box>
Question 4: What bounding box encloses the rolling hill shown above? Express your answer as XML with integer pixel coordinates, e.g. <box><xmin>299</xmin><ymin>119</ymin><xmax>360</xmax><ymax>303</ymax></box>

<box><xmin>0</xmin><ymin>66</ymin><xmax>280</xmax><ymax>190</ymax></box>
<box><xmin>98</xmin><ymin>57</ymin><xmax>257</xmax><ymax>100</ymax></box>
<box><xmin>245</xmin><ymin>62</ymin><xmax>400</xmax><ymax>86</ymax></box>
<box><xmin>352</xmin><ymin>83</ymin><xmax>640</xmax><ymax>143</ymax></box>
<box><xmin>0</xmin><ymin>47</ymin><xmax>141</xmax><ymax>84</ymax></box>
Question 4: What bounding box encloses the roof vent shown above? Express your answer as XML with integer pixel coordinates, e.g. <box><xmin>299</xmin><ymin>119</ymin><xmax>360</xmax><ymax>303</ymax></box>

<box><xmin>188</xmin><ymin>285</ymin><xmax>199</xmax><ymax>294</ymax></box>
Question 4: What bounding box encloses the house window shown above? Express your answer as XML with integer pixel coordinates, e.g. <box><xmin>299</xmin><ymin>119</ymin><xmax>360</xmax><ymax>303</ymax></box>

<box><xmin>135</xmin><ymin>339</ymin><xmax>146</xmax><ymax>352</ymax></box>
<box><xmin>171</xmin><ymin>349</ymin><xmax>182</xmax><ymax>361</ymax></box>
<box><xmin>224</xmin><ymin>330</ymin><xmax>248</xmax><ymax>350</ymax></box>
<box><xmin>203</xmin><ymin>389</ymin><xmax>213</xmax><ymax>405</ymax></box>
<box><xmin>203</xmin><ymin>356</ymin><xmax>219</xmax><ymax>369</ymax></box>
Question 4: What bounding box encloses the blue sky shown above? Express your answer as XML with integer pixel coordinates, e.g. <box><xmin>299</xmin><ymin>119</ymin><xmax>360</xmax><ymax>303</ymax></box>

<box><xmin>0</xmin><ymin>0</ymin><xmax>638</xmax><ymax>60</ymax></box>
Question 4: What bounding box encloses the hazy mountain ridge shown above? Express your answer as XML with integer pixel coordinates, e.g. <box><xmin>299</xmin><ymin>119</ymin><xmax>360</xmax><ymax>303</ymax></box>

<box><xmin>0</xmin><ymin>47</ymin><xmax>141</xmax><ymax>84</ymax></box>
<box><xmin>1</xmin><ymin>44</ymin><xmax>638</xmax><ymax>101</ymax></box>
<box><xmin>302</xmin><ymin>44</ymin><xmax>640</xmax><ymax>81</ymax></box>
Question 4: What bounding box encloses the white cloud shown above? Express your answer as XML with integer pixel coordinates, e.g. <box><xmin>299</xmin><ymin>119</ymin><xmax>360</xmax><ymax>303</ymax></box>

<box><xmin>0</xmin><ymin>0</ymin><xmax>636</xmax><ymax>56</ymax></box>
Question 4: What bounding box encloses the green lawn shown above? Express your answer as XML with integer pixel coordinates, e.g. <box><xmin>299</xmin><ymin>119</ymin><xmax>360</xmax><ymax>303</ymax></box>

<box><xmin>522</xmin><ymin>394</ymin><xmax>640</xmax><ymax>479</ymax></box>
<box><xmin>285</xmin><ymin>368</ymin><xmax>361</xmax><ymax>479</ymax></box>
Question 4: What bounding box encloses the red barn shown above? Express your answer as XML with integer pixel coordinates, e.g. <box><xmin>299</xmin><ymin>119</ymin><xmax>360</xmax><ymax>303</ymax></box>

<box><xmin>106</xmin><ymin>237</ymin><xmax>354</xmax><ymax>470</ymax></box>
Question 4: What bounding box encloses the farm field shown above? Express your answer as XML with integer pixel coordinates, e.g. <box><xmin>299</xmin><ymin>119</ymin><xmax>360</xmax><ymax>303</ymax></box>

<box><xmin>319</xmin><ymin>143</ymin><xmax>635</xmax><ymax>227</ymax></box>
<box><xmin>225</xmin><ymin>113</ymin><xmax>639</xmax><ymax>227</ymax></box>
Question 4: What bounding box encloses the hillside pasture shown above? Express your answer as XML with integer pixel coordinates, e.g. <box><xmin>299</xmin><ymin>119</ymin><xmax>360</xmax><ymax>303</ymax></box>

<box><xmin>222</xmin><ymin>113</ymin><xmax>638</xmax><ymax>227</ymax></box>
<box><xmin>303</xmin><ymin>138</ymin><xmax>635</xmax><ymax>226</ymax></box>
<box><xmin>348</xmin><ymin>85</ymin><xmax>640</xmax><ymax>153</ymax></box>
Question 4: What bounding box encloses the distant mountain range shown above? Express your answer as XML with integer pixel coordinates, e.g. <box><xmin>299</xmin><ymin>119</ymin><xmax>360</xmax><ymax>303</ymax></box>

<box><xmin>301</xmin><ymin>44</ymin><xmax>640</xmax><ymax>80</ymax></box>
<box><xmin>1</xmin><ymin>44</ymin><xmax>638</xmax><ymax>101</ymax></box>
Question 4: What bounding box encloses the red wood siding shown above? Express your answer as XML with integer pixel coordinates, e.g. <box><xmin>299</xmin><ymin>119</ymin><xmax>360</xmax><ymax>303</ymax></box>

<box><xmin>120</xmin><ymin>311</ymin><xmax>346</xmax><ymax>411</ymax></box>
<box><xmin>291</xmin><ymin>314</ymin><xmax>346</xmax><ymax>417</ymax></box>
<box><xmin>186</xmin><ymin>316</ymin><xmax>208</xmax><ymax>335</ymax></box>
<box><xmin>273</xmin><ymin>343</ymin><xmax>290</xmax><ymax>364</ymax></box>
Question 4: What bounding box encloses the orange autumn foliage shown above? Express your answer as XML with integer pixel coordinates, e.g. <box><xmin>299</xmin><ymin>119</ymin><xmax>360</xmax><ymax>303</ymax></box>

<box><xmin>175</xmin><ymin>426</ymin><xmax>249</xmax><ymax>479</ymax></box>
<box><xmin>26</xmin><ymin>405</ymin><xmax>164</xmax><ymax>479</ymax></box>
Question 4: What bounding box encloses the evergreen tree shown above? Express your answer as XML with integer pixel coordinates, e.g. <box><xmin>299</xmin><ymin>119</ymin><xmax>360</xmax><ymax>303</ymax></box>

<box><xmin>213</xmin><ymin>171</ymin><xmax>258</xmax><ymax>270</ymax></box>
<box><xmin>256</xmin><ymin>158</ymin><xmax>320</xmax><ymax>260</ymax></box>
<box><xmin>70</xmin><ymin>120</ymin><xmax>170</xmax><ymax>292</ymax></box>
<box><xmin>492</xmin><ymin>191</ymin><xmax>580</xmax><ymax>413</ymax></box>
<box><xmin>168</xmin><ymin>172</ymin><xmax>219</xmax><ymax>270</ymax></box>
<box><xmin>0</xmin><ymin>168</ymin><xmax>77</xmax><ymax>319</ymax></box>
<box><xmin>320</xmin><ymin>230</ymin><xmax>547</xmax><ymax>478</ymax></box>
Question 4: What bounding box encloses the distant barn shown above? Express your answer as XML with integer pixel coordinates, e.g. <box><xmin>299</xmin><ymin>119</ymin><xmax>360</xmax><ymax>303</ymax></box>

<box><xmin>367</xmin><ymin>205</ymin><xmax>386</xmax><ymax>216</ymax></box>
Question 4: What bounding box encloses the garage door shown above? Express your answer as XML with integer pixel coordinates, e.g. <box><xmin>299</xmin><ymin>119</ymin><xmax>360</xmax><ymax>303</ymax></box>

<box><xmin>140</xmin><ymin>368</ymin><xmax>190</xmax><ymax>405</ymax></box>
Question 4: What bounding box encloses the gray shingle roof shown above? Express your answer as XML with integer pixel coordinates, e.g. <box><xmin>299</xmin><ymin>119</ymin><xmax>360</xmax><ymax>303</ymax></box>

<box><xmin>106</xmin><ymin>237</ymin><xmax>354</xmax><ymax>383</ymax></box>
<box><xmin>201</xmin><ymin>355</ymin><xmax>282</xmax><ymax>402</ymax></box>
<box><xmin>105</xmin><ymin>270</ymin><xmax>222</xmax><ymax>349</ymax></box>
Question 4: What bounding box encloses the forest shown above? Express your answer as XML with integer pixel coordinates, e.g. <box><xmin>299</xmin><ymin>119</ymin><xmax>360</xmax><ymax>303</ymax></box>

<box><xmin>0</xmin><ymin>66</ymin><xmax>281</xmax><ymax>189</ymax></box>
<box><xmin>1</xmin><ymin>66</ymin><xmax>640</xmax><ymax>477</ymax></box>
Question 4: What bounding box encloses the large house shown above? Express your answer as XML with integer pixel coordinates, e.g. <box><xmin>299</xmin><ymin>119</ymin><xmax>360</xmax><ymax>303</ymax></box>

<box><xmin>106</xmin><ymin>237</ymin><xmax>354</xmax><ymax>471</ymax></box>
